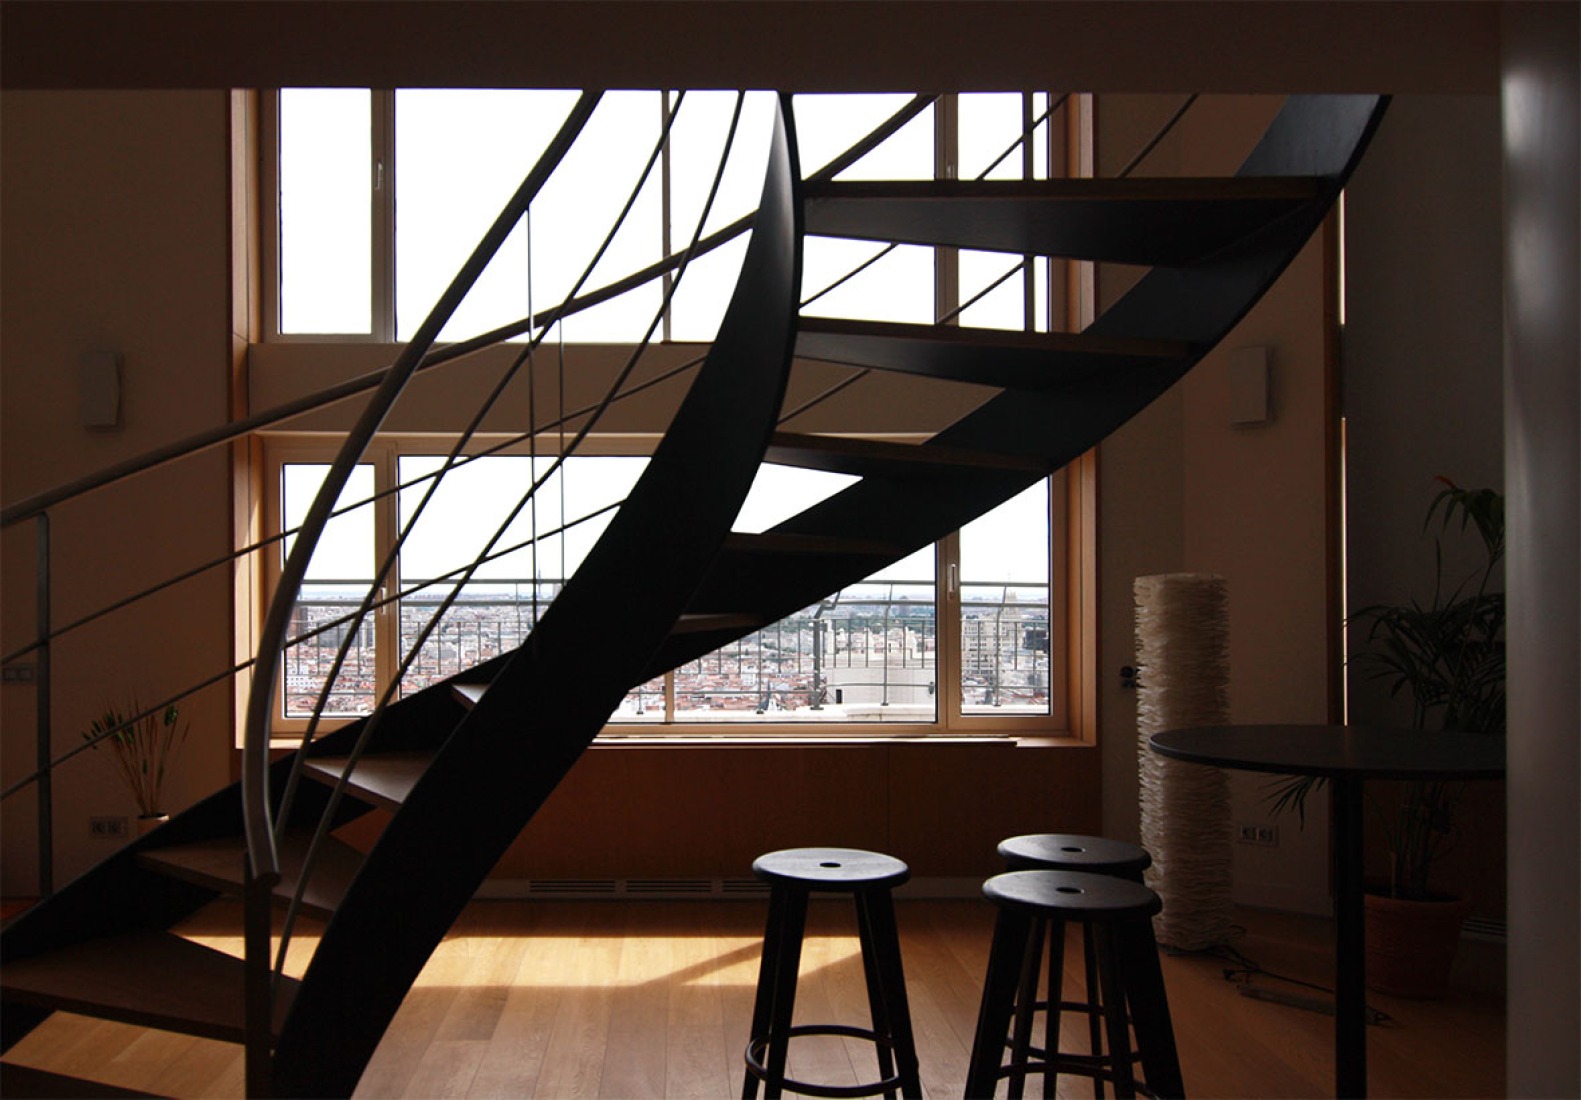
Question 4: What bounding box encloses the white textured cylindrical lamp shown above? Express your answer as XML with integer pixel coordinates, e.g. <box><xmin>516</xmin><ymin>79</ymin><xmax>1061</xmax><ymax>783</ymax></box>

<box><xmin>1135</xmin><ymin>573</ymin><xmax>1234</xmax><ymax>951</ymax></box>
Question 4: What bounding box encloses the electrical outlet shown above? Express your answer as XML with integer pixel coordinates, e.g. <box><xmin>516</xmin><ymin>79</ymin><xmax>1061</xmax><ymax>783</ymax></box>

<box><xmin>1236</xmin><ymin>823</ymin><xmax>1279</xmax><ymax>847</ymax></box>
<box><xmin>89</xmin><ymin>815</ymin><xmax>128</xmax><ymax>839</ymax></box>
<box><xmin>1</xmin><ymin>664</ymin><xmax>36</xmax><ymax>684</ymax></box>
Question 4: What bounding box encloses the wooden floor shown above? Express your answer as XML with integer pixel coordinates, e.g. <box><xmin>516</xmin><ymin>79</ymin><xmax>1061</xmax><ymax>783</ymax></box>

<box><xmin>1</xmin><ymin>899</ymin><xmax>1504</xmax><ymax>1098</ymax></box>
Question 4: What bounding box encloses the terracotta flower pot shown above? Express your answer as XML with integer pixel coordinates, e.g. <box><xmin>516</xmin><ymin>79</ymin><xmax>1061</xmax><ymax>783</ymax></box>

<box><xmin>1364</xmin><ymin>890</ymin><xmax>1473</xmax><ymax>998</ymax></box>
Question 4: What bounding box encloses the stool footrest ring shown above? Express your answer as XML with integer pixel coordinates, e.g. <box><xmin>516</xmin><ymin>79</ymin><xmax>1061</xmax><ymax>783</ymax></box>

<box><xmin>993</xmin><ymin>1053</ymin><xmax>1159</xmax><ymax>1097</ymax></box>
<box><xmin>745</xmin><ymin>1024</ymin><xmax>903</xmax><ymax>1099</ymax></box>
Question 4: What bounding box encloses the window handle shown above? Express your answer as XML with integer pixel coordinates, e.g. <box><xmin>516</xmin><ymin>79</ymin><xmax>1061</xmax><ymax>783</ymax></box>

<box><xmin>948</xmin><ymin>563</ymin><xmax>958</xmax><ymax>594</ymax></box>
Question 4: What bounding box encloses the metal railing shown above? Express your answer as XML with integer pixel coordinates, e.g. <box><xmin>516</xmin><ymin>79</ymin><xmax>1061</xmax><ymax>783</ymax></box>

<box><xmin>0</xmin><ymin>87</ymin><xmax>1197</xmax><ymax>1093</ymax></box>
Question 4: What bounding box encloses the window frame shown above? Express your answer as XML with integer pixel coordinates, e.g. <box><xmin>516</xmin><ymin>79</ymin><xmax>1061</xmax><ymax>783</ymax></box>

<box><xmin>259</xmin><ymin>433</ymin><xmax>1074</xmax><ymax>742</ymax></box>
<box><xmin>247</xmin><ymin>89</ymin><xmax>1099</xmax><ymax>745</ymax></box>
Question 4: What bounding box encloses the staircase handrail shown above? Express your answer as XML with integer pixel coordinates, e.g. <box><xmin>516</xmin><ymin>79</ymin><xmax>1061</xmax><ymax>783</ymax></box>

<box><xmin>241</xmin><ymin>93</ymin><xmax>602</xmax><ymax>884</ymax></box>
<box><xmin>264</xmin><ymin>90</ymin><xmax>714</xmax><ymax>969</ymax></box>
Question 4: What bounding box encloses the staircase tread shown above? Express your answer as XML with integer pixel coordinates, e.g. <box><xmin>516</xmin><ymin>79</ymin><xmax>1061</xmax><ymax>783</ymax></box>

<box><xmin>765</xmin><ymin>431</ymin><xmax>1045</xmax><ymax>476</ymax></box>
<box><xmin>452</xmin><ymin>682</ymin><xmax>488</xmax><ymax>708</ymax></box>
<box><xmin>796</xmin><ymin>317</ymin><xmax>1193</xmax><ymax>392</ymax></box>
<box><xmin>804</xmin><ymin>175</ymin><xmax>1322</xmax><ymax>202</ymax></box>
<box><xmin>723</xmin><ymin>531</ymin><xmax>901</xmax><ymax>558</ymax></box>
<box><xmin>136</xmin><ymin>830</ymin><xmax>362</xmax><ymax>920</ymax></box>
<box><xmin>0</xmin><ymin>1062</ymin><xmax>163</xmax><ymax>1099</ymax></box>
<box><xmin>803</xmin><ymin>177</ymin><xmax>1322</xmax><ymax>264</ymax></box>
<box><xmin>798</xmin><ymin>316</ymin><xmax>1190</xmax><ymax>358</ymax></box>
<box><xmin>300</xmin><ymin>750</ymin><xmax>434</xmax><ymax>812</ymax></box>
<box><xmin>0</xmin><ymin>930</ymin><xmax>296</xmax><ymax>1043</ymax></box>
<box><xmin>672</xmin><ymin>612</ymin><xmax>767</xmax><ymax>634</ymax></box>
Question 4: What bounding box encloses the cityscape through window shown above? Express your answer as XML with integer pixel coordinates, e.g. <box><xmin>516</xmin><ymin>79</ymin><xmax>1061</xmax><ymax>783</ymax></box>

<box><xmin>265</xmin><ymin>89</ymin><xmax>1074</xmax><ymax>736</ymax></box>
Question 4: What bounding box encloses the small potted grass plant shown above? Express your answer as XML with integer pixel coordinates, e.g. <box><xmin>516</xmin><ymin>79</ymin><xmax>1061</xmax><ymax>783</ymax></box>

<box><xmin>84</xmin><ymin>699</ymin><xmax>189</xmax><ymax>833</ymax></box>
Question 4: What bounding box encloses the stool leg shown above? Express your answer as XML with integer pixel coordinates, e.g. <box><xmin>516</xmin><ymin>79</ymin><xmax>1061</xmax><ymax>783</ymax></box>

<box><xmin>1114</xmin><ymin>916</ymin><xmax>1185</xmax><ymax>1100</ymax></box>
<box><xmin>1039</xmin><ymin>918</ymin><xmax>1067</xmax><ymax>1100</ymax></box>
<box><xmin>743</xmin><ymin>886</ymin><xmax>808</xmax><ymax>1100</ymax></box>
<box><xmin>1082</xmin><ymin>923</ymin><xmax>1105</xmax><ymax>1099</ymax></box>
<box><xmin>744</xmin><ymin>888</ymin><xmax>784</xmax><ymax>1100</ymax></box>
<box><xmin>1093</xmin><ymin>923</ymin><xmax>1137</xmax><ymax>1100</ymax></box>
<box><xmin>1007</xmin><ymin>915</ymin><xmax>1048</xmax><ymax>1100</ymax></box>
<box><xmin>967</xmin><ymin>905</ymin><xmax>1035</xmax><ymax>1099</ymax></box>
<box><xmin>855</xmin><ymin>891</ymin><xmax>898</xmax><ymax>1099</ymax></box>
<box><xmin>856</xmin><ymin>888</ymin><xmax>922</xmax><ymax>1100</ymax></box>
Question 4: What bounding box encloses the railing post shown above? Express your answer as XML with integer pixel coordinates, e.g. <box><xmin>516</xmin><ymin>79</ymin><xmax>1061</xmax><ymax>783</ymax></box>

<box><xmin>35</xmin><ymin>513</ymin><xmax>53</xmax><ymax>898</ymax></box>
<box><xmin>244</xmin><ymin>856</ymin><xmax>274</xmax><ymax>1098</ymax></box>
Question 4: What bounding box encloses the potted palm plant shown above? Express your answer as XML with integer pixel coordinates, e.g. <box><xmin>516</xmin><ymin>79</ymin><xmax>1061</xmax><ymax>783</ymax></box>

<box><xmin>83</xmin><ymin>699</ymin><xmax>189</xmax><ymax>833</ymax></box>
<box><xmin>1273</xmin><ymin>478</ymin><xmax>1505</xmax><ymax>996</ymax></box>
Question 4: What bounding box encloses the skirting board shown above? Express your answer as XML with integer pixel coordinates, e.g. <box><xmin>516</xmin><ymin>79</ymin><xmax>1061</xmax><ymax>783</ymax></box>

<box><xmin>474</xmin><ymin>876</ymin><xmax>989</xmax><ymax>901</ymax></box>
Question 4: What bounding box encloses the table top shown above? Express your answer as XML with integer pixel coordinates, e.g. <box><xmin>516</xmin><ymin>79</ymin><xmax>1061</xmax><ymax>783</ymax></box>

<box><xmin>1148</xmin><ymin>724</ymin><xmax>1505</xmax><ymax>780</ymax></box>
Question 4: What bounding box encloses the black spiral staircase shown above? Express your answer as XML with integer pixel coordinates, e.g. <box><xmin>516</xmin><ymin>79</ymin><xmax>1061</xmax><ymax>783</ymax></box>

<box><xmin>1</xmin><ymin>92</ymin><xmax>1386</xmax><ymax>1097</ymax></box>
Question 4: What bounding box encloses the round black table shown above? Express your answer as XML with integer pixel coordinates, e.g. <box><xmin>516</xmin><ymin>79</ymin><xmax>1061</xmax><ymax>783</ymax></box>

<box><xmin>1148</xmin><ymin>724</ymin><xmax>1504</xmax><ymax>1099</ymax></box>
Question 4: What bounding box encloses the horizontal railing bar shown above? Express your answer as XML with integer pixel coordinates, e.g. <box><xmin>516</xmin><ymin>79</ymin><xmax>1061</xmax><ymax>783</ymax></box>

<box><xmin>1</xmin><ymin>658</ymin><xmax>254</xmax><ymax>801</ymax></box>
<box><xmin>0</xmin><ymin>97</ymin><xmax>938</xmax><ymax>529</ymax></box>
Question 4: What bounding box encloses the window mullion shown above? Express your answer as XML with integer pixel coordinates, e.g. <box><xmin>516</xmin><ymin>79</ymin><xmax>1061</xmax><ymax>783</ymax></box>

<box><xmin>935</xmin><ymin>94</ymin><xmax>959</xmax><ymax>326</ymax></box>
<box><xmin>938</xmin><ymin>533</ymin><xmax>964</xmax><ymax>730</ymax></box>
<box><xmin>372</xmin><ymin>89</ymin><xmax>396</xmax><ymax>342</ymax></box>
<box><xmin>372</xmin><ymin>443</ymin><xmax>401</xmax><ymax>698</ymax></box>
<box><xmin>661</xmin><ymin>91</ymin><xmax>674</xmax><ymax>343</ymax></box>
<box><xmin>260</xmin><ymin>92</ymin><xmax>283</xmax><ymax>339</ymax></box>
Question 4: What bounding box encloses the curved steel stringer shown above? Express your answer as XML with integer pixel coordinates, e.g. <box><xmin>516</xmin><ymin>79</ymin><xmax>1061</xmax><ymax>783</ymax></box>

<box><xmin>267</xmin><ymin>95</ymin><xmax>804</xmax><ymax>1098</ymax></box>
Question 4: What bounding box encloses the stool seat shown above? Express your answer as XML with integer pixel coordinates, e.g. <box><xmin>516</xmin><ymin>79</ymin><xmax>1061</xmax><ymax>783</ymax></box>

<box><xmin>984</xmin><ymin>869</ymin><xmax>1161</xmax><ymax>920</ymax></box>
<box><xmin>998</xmin><ymin>834</ymin><xmax>1152</xmax><ymax>880</ymax></box>
<box><xmin>752</xmin><ymin>847</ymin><xmax>910</xmax><ymax>892</ymax></box>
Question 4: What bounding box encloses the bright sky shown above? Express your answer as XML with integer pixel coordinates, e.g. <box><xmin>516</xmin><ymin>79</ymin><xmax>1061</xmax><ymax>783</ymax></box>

<box><xmin>278</xmin><ymin>90</ymin><xmax>1052</xmax><ymax>595</ymax></box>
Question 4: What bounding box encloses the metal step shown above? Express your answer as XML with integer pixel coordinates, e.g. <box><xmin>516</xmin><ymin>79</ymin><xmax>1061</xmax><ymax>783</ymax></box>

<box><xmin>795</xmin><ymin>317</ymin><xmax>1194</xmax><ymax>391</ymax></box>
<box><xmin>803</xmin><ymin>176</ymin><xmax>1321</xmax><ymax>265</ymax></box>
<box><xmin>300</xmin><ymin>751</ymin><xmax>433</xmax><ymax>813</ymax></box>
<box><xmin>0</xmin><ymin>931</ymin><xmax>296</xmax><ymax>1043</ymax></box>
<box><xmin>136</xmin><ymin>830</ymin><xmax>363</xmax><ymax>921</ymax></box>
<box><xmin>721</xmin><ymin>530</ymin><xmax>902</xmax><ymax>559</ymax></box>
<box><xmin>672</xmin><ymin>612</ymin><xmax>768</xmax><ymax>635</ymax></box>
<box><xmin>764</xmin><ymin>431</ymin><xmax>1045</xmax><ymax>479</ymax></box>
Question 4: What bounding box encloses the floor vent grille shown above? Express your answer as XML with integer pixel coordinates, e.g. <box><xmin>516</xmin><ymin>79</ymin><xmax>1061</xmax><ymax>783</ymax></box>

<box><xmin>492</xmin><ymin>877</ymin><xmax>772</xmax><ymax>899</ymax></box>
<box><xmin>1462</xmin><ymin>916</ymin><xmax>1507</xmax><ymax>944</ymax></box>
<box><xmin>526</xmin><ymin>879</ymin><xmax>619</xmax><ymax>896</ymax></box>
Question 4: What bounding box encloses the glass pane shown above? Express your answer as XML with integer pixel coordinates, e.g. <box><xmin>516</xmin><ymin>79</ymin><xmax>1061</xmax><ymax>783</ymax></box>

<box><xmin>958</xmin><ymin>250</ymin><xmax>1026</xmax><ymax>331</ymax></box>
<box><xmin>667</xmin><ymin>91</ymin><xmax>778</xmax><ymax>341</ymax></box>
<box><xmin>732</xmin><ymin>466</ymin><xmax>858</xmax><ymax>534</ymax></box>
<box><xmin>960</xmin><ymin>481</ymin><xmax>1051</xmax><ymax>716</ymax></box>
<box><xmin>675</xmin><ymin>546</ymin><xmax>936</xmax><ymax>723</ymax></box>
<box><xmin>793</xmin><ymin>95</ymin><xmax>934</xmax><ymax>181</ymax></box>
<box><xmin>396</xmin><ymin>454</ymin><xmax>647</xmax><ymax>697</ymax></box>
<box><xmin>280</xmin><ymin>464</ymin><xmax>377</xmax><ymax>717</ymax></box>
<box><xmin>395</xmin><ymin>90</ymin><xmax>582</xmax><ymax>342</ymax></box>
<box><xmin>278</xmin><ymin>89</ymin><xmax>370</xmax><ymax>334</ymax></box>
<box><xmin>525</xmin><ymin>91</ymin><xmax>665</xmax><ymax>343</ymax></box>
<box><xmin>802</xmin><ymin>238</ymin><xmax>934</xmax><ymax>323</ymax></box>
<box><xmin>668</xmin><ymin>234</ymin><xmax>747</xmax><ymax>342</ymax></box>
<box><xmin>959</xmin><ymin>93</ymin><xmax>1028</xmax><ymax>181</ymax></box>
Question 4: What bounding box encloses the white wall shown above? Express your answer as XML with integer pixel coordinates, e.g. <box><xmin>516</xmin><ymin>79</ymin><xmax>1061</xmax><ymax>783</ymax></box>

<box><xmin>0</xmin><ymin>90</ymin><xmax>235</xmax><ymax>891</ymax></box>
<box><xmin>1097</xmin><ymin>96</ymin><xmax>1339</xmax><ymax>914</ymax></box>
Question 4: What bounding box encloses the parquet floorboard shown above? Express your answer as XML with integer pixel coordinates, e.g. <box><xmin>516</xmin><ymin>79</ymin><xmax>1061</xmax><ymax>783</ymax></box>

<box><xmin>0</xmin><ymin>899</ymin><xmax>1504</xmax><ymax>1099</ymax></box>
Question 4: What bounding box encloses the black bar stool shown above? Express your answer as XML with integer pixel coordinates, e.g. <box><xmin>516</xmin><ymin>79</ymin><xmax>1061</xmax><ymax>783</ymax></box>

<box><xmin>742</xmin><ymin>847</ymin><xmax>922</xmax><ymax>1100</ymax></box>
<box><xmin>998</xmin><ymin>834</ymin><xmax>1152</xmax><ymax>1099</ymax></box>
<box><xmin>965</xmin><ymin>870</ymin><xmax>1184</xmax><ymax>1100</ymax></box>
